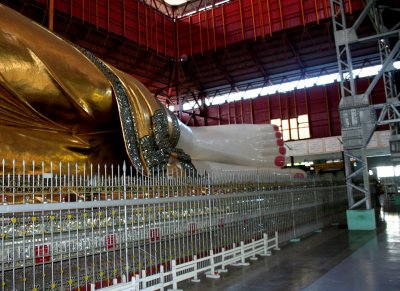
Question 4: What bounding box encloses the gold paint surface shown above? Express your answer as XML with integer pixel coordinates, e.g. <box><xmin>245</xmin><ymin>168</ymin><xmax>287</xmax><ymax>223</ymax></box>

<box><xmin>0</xmin><ymin>4</ymin><xmax>180</xmax><ymax>172</ymax></box>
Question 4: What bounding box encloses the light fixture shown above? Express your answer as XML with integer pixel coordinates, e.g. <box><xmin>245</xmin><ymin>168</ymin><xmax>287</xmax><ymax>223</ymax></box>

<box><xmin>164</xmin><ymin>0</ymin><xmax>188</xmax><ymax>6</ymax></box>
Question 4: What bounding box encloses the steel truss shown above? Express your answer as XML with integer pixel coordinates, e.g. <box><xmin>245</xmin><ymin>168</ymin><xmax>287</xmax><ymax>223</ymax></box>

<box><xmin>330</xmin><ymin>0</ymin><xmax>400</xmax><ymax>209</ymax></box>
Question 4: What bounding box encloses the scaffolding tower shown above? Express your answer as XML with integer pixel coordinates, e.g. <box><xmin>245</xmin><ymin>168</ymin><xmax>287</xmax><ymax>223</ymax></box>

<box><xmin>330</xmin><ymin>0</ymin><xmax>400</xmax><ymax>222</ymax></box>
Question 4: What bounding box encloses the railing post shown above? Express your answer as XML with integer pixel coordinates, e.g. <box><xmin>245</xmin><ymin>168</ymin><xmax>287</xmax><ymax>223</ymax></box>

<box><xmin>169</xmin><ymin>260</ymin><xmax>183</xmax><ymax>291</ymax></box>
<box><xmin>240</xmin><ymin>241</ymin><xmax>250</xmax><ymax>266</ymax></box>
<box><xmin>131</xmin><ymin>276</ymin><xmax>136</xmax><ymax>289</ymax></box>
<box><xmin>90</xmin><ymin>283</ymin><xmax>95</xmax><ymax>291</ymax></box>
<box><xmin>217</xmin><ymin>247</ymin><xmax>228</xmax><ymax>273</ymax></box>
<box><xmin>160</xmin><ymin>265</ymin><xmax>165</xmax><ymax>291</ymax></box>
<box><xmin>314</xmin><ymin>182</ymin><xmax>322</xmax><ymax>233</ymax></box>
<box><xmin>142</xmin><ymin>270</ymin><xmax>147</xmax><ymax>289</ymax></box>
<box><xmin>274</xmin><ymin>231</ymin><xmax>281</xmax><ymax>250</ymax></box>
<box><xmin>290</xmin><ymin>191</ymin><xmax>300</xmax><ymax>242</ymax></box>
<box><xmin>260</xmin><ymin>233</ymin><xmax>271</xmax><ymax>256</ymax></box>
<box><xmin>250</xmin><ymin>238</ymin><xmax>258</xmax><ymax>261</ymax></box>
<box><xmin>134</xmin><ymin>274</ymin><xmax>140</xmax><ymax>291</ymax></box>
<box><xmin>123</xmin><ymin>161</ymin><xmax>130</xmax><ymax>279</ymax></box>
<box><xmin>232</xmin><ymin>241</ymin><xmax>250</xmax><ymax>266</ymax></box>
<box><xmin>131</xmin><ymin>275</ymin><xmax>139</xmax><ymax>291</ymax></box>
<box><xmin>206</xmin><ymin>250</ymin><xmax>220</xmax><ymax>279</ymax></box>
<box><xmin>191</xmin><ymin>255</ymin><xmax>201</xmax><ymax>282</ymax></box>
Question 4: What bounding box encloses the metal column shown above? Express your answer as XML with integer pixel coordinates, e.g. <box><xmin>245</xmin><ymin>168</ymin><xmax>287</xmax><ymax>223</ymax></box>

<box><xmin>330</xmin><ymin>0</ymin><xmax>400</xmax><ymax>209</ymax></box>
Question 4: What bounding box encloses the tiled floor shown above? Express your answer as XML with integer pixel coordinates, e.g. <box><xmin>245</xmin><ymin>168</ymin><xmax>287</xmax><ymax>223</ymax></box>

<box><xmin>179</xmin><ymin>207</ymin><xmax>400</xmax><ymax>291</ymax></box>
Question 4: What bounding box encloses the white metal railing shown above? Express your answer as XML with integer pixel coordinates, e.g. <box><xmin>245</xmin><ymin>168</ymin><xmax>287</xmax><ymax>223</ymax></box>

<box><xmin>97</xmin><ymin>232</ymin><xmax>280</xmax><ymax>291</ymax></box>
<box><xmin>0</xmin><ymin>159</ymin><xmax>348</xmax><ymax>291</ymax></box>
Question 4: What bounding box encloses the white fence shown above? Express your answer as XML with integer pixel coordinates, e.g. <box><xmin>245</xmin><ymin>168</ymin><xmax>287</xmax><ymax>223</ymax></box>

<box><xmin>0</xmin><ymin>160</ymin><xmax>348</xmax><ymax>291</ymax></box>
<box><xmin>98</xmin><ymin>232</ymin><xmax>280</xmax><ymax>291</ymax></box>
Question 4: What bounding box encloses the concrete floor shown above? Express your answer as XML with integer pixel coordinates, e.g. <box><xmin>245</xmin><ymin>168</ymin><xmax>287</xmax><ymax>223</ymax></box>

<box><xmin>179</xmin><ymin>207</ymin><xmax>400</xmax><ymax>291</ymax></box>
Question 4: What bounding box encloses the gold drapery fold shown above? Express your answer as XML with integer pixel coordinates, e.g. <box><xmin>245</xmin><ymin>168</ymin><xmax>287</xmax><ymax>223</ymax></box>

<box><xmin>0</xmin><ymin>4</ymin><xmax>193</xmax><ymax>174</ymax></box>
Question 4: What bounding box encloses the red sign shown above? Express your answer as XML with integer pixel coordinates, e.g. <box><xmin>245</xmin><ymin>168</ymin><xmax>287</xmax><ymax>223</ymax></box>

<box><xmin>219</xmin><ymin>218</ymin><xmax>225</xmax><ymax>229</ymax></box>
<box><xmin>188</xmin><ymin>223</ymin><xmax>196</xmax><ymax>234</ymax></box>
<box><xmin>106</xmin><ymin>234</ymin><xmax>117</xmax><ymax>250</ymax></box>
<box><xmin>150</xmin><ymin>228</ymin><xmax>160</xmax><ymax>242</ymax></box>
<box><xmin>35</xmin><ymin>244</ymin><xmax>51</xmax><ymax>264</ymax></box>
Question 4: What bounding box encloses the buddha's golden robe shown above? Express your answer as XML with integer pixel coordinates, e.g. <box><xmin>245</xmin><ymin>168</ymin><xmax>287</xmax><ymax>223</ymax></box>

<box><xmin>0</xmin><ymin>4</ymin><xmax>190</xmax><ymax>174</ymax></box>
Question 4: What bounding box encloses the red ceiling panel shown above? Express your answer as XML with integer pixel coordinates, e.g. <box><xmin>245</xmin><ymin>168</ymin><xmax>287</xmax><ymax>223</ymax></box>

<box><xmin>307</xmin><ymin>86</ymin><xmax>331</xmax><ymax>138</ymax></box>
<box><xmin>218</xmin><ymin>103</ymin><xmax>231</xmax><ymax>125</ymax></box>
<box><xmin>252</xmin><ymin>97</ymin><xmax>271</xmax><ymax>124</ymax></box>
<box><xmin>205</xmin><ymin>106</ymin><xmax>220</xmax><ymax>125</ymax></box>
<box><xmin>293</xmin><ymin>90</ymin><xmax>308</xmax><ymax>117</ymax></box>
<box><xmin>324</xmin><ymin>83</ymin><xmax>341</xmax><ymax>136</ymax></box>
<box><xmin>268</xmin><ymin>94</ymin><xmax>283</xmax><ymax>120</ymax></box>
<box><xmin>178</xmin><ymin>0</ymin><xmax>363</xmax><ymax>56</ymax></box>
<box><xmin>242</xmin><ymin>99</ymin><xmax>253</xmax><ymax>124</ymax></box>
<box><xmin>46</xmin><ymin>0</ymin><xmax>176</xmax><ymax>57</ymax></box>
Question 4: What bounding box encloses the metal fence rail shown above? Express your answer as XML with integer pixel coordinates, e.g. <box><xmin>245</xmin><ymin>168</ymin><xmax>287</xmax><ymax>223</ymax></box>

<box><xmin>0</xmin><ymin>160</ymin><xmax>347</xmax><ymax>290</ymax></box>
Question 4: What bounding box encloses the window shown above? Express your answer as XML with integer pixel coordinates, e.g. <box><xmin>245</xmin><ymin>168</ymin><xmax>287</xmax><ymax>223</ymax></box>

<box><xmin>290</xmin><ymin>118</ymin><xmax>299</xmax><ymax>140</ymax></box>
<box><xmin>298</xmin><ymin>115</ymin><xmax>310</xmax><ymax>139</ymax></box>
<box><xmin>271</xmin><ymin>114</ymin><xmax>310</xmax><ymax>141</ymax></box>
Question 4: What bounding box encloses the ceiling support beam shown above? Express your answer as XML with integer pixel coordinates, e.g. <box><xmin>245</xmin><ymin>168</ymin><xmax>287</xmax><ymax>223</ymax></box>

<box><xmin>284</xmin><ymin>35</ymin><xmax>306</xmax><ymax>76</ymax></box>
<box><xmin>246</xmin><ymin>43</ymin><xmax>270</xmax><ymax>82</ymax></box>
<box><xmin>211</xmin><ymin>52</ymin><xmax>236</xmax><ymax>90</ymax></box>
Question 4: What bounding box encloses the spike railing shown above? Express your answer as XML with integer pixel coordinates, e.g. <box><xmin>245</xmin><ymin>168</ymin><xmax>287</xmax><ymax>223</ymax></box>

<box><xmin>0</xmin><ymin>160</ymin><xmax>348</xmax><ymax>290</ymax></box>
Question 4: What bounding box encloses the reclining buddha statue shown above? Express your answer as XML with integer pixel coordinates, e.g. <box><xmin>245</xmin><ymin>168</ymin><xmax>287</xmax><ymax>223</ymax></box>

<box><xmin>0</xmin><ymin>4</ymin><xmax>289</xmax><ymax>176</ymax></box>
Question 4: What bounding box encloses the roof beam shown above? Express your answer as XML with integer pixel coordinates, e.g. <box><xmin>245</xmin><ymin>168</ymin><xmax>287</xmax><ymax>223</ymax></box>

<box><xmin>246</xmin><ymin>42</ymin><xmax>270</xmax><ymax>82</ymax></box>
<box><xmin>180</xmin><ymin>58</ymin><xmax>205</xmax><ymax>91</ymax></box>
<box><xmin>146</xmin><ymin>59</ymin><xmax>175</xmax><ymax>88</ymax></box>
<box><xmin>211</xmin><ymin>52</ymin><xmax>236</xmax><ymax>89</ymax></box>
<box><xmin>284</xmin><ymin>34</ymin><xmax>306</xmax><ymax>76</ymax></box>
